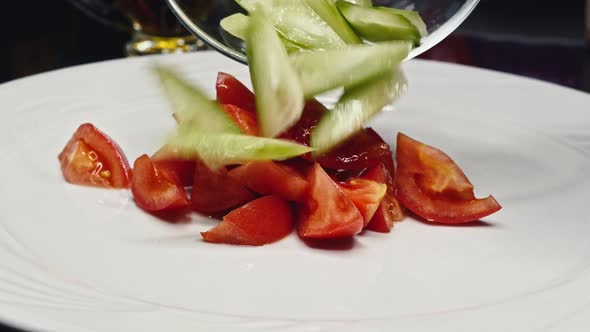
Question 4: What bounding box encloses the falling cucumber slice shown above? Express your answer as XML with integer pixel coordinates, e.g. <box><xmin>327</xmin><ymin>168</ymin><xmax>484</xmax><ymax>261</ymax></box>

<box><xmin>246</xmin><ymin>11</ymin><xmax>305</xmax><ymax>138</ymax></box>
<box><xmin>304</xmin><ymin>0</ymin><xmax>361</xmax><ymax>44</ymax></box>
<box><xmin>311</xmin><ymin>67</ymin><xmax>407</xmax><ymax>155</ymax></box>
<box><xmin>220</xmin><ymin>13</ymin><xmax>308</xmax><ymax>53</ymax></box>
<box><xmin>336</xmin><ymin>0</ymin><xmax>421</xmax><ymax>44</ymax></box>
<box><xmin>342</xmin><ymin>0</ymin><xmax>372</xmax><ymax>6</ymax></box>
<box><xmin>236</xmin><ymin>0</ymin><xmax>346</xmax><ymax>50</ymax></box>
<box><xmin>165</xmin><ymin>125</ymin><xmax>313</xmax><ymax>169</ymax></box>
<box><xmin>382</xmin><ymin>8</ymin><xmax>428</xmax><ymax>38</ymax></box>
<box><xmin>153</xmin><ymin>66</ymin><xmax>242</xmax><ymax>134</ymax></box>
<box><xmin>291</xmin><ymin>41</ymin><xmax>411</xmax><ymax>98</ymax></box>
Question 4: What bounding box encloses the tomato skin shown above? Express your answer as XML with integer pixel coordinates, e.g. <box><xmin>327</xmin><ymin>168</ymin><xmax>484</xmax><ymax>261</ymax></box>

<box><xmin>201</xmin><ymin>195</ymin><xmax>293</xmax><ymax>246</ymax></box>
<box><xmin>228</xmin><ymin>161</ymin><xmax>309</xmax><ymax>202</ymax></box>
<box><xmin>315</xmin><ymin>128</ymin><xmax>393</xmax><ymax>171</ymax></box>
<box><xmin>337</xmin><ymin>179</ymin><xmax>386</xmax><ymax>227</ymax></box>
<box><xmin>216</xmin><ymin>72</ymin><xmax>256</xmax><ymax>113</ymax></box>
<box><xmin>362</xmin><ymin>163</ymin><xmax>405</xmax><ymax>233</ymax></box>
<box><xmin>222</xmin><ymin>104</ymin><xmax>259</xmax><ymax>136</ymax></box>
<box><xmin>298</xmin><ymin>164</ymin><xmax>364</xmax><ymax>239</ymax></box>
<box><xmin>191</xmin><ymin>160</ymin><xmax>256</xmax><ymax>214</ymax></box>
<box><xmin>396</xmin><ymin>133</ymin><xmax>502</xmax><ymax>224</ymax></box>
<box><xmin>131</xmin><ymin>154</ymin><xmax>190</xmax><ymax>212</ymax></box>
<box><xmin>58</xmin><ymin>123</ymin><xmax>132</xmax><ymax>188</ymax></box>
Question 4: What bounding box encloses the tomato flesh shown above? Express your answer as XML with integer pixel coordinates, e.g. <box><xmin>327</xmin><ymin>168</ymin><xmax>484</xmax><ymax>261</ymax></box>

<box><xmin>280</xmin><ymin>99</ymin><xmax>327</xmax><ymax>146</ymax></box>
<box><xmin>337</xmin><ymin>179</ymin><xmax>386</xmax><ymax>227</ymax></box>
<box><xmin>131</xmin><ymin>154</ymin><xmax>190</xmax><ymax>212</ymax></box>
<box><xmin>216</xmin><ymin>72</ymin><xmax>256</xmax><ymax>114</ymax></box>
<box><xmin>222</xmin><ymin>104</ymin><xmax>259</xmax><ymax>136</ymax></box>
<box><xmin>363</xmin><ymin>163</ymin><xmax>405</xmax><ymax>232</ymax></box>
<box><xmin>191</xmin><ymin>160</ymin><xmax>256</xmax><ymax>214</ymax></box>
<box><xmin>298</xmin><ymin>164</ymin><xmax>363</xmax><ymax>239</ymax></box>
<box><xmin>202</xmin><ymin>195</ymin><xmax>293</xmax><ymax>246</ymax></box>
<box><xmin>396</xmin><ymin>133</ymin><xmax>501</xmax><ymax>223</ymax></box>
<box><xmin>315</xmin><ymin>128</ymin><xmax>392</xmax><ymax>171</ymax></box>
<box><xmin>58</xmin><ymin>123</ymin><xmax>131</xmax><ymax>188</ymax></box>
<box><xmin>229</xmin><ymin>161</ymin><xmax>309</xmax><ymax>202</ymax></box>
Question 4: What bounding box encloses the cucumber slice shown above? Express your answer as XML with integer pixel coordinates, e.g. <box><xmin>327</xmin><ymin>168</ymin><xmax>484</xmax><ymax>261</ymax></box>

<box><xmin>336</xmin><ymin>0</ymin><xmax>421</xmax><ymax>44</ymax></box>
<box><xmin>153</xmin><ymin>66</ymin><xmax>242</xmax><ymax>134</ymax></box>
<box><xmin>166</xmin><ymin>125</ymin><xmax>313</xmax><ymax>169</ymax></box>
<box><xmin>291</xmin><ymin>41</ymin><xmax>411</xmax><ymax>98</ymax></box>
<box><xmin>220</xmin><ymin>13</ymin><xmax>308</xmax><ymax>53</ymax></box>
<box><xmin>246</xmin><ymin>11</ymin><xmax>305</xmax><ymax>137</ymax></box>
<box><xmin>342</xmin><ymin>0</ymin><xmax>372</xmax><ymax>6</ymax></box>
<box><xmin>220</xmin><ymin>13</ymin><xmax>250</xmax><ymax>40</ymax></box>
<box><xmin>304</xmin><ymin>0</ymin><xmax>361</xmax><ymax>44</ymax></box>
<box><xmin>311</xmin><ymin>67</ymin><xmax>407</xmax><ymax>155</ymax></box>
<box><xmin>383</xmin><ymin>8</ymin><xmax>428</xmax><ymax>38</ymax></box>
<box><xmin>237</xmin><ymin>0</ymin><xmax>345</xmax><ymax>50</ymax></box>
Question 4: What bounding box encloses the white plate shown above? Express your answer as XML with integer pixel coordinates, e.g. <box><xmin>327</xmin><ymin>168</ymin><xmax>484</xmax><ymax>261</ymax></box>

<box><xmin>0</xmin><ymin>52</ymin><xmax>589</xmax><ymax>332</ymax></box>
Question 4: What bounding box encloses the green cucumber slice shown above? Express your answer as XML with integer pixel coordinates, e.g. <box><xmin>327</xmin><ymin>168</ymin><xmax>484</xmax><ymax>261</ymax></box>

<box><xmin>336</xmin><ymin>0</ymin><xmax>421</xmax><ymax>44</ymax></box>
<box><xmin>291</xmin><ymin>41</ymin><xmax>411</xmax><ymax>98</ymax></box>
<box><xmin>342</xmin><ymin>0</ymin><xmax>372</xmax><ymax>6</ymax></box>
<box><xmin>220</xmin><ymin>13</ymin><xmax>308</xmax><ymax>53</ymax></box>
<box><xmin>153</xmin><ymin>66</ymin><xmax>242</xmax><ymax>134</ymax></box>
<box><xmin>304</xmin><ymin>0</ymin><xmax>361</xmax><ymax>44</ymax></box>
<box><xmin>311</xmin><ymin>67</ymin><xmax>407</xmax><ymax>155</ymax></box>
<box><xmin>166</xmin><ymin>125</ymin><xmax>313</xmax><ymax>169</ymax></box>
<box><xmin>384</xmin><ymin>8</ymin><xmax>428</xmax><ymax>37</ymax></box>
<box><xmin>246</xmin><ymin>11</ymin><xmax>305</xmax><ymax>137</ymax></box>
<box><xmin>237</xmin><ymin>0</ymin><xmax>346</xmax><ymax>50</ymax></box>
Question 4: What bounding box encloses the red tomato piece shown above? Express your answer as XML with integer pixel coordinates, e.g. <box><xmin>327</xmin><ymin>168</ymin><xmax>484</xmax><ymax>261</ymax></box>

<box><xmin>228</xmin><ymin>161</ymin><xmax>309</xmax><ymax>202</ymax></box>
<box><xmin>315</xmin><ymin>128</ymin><xmax>393</xmax><ymax>171</ymax></box>
<box><xmin>191</xmin><ymin>160</ymin><xmax>256</xmax><ymax>214</ymax></box>
<box><xmin>396</xmin><ymin>133</ymin><xmax>502</xmax><ymax>224</ymax></box>
<box><xmin>201</xmin><ymin>195</ymin><xmax>294</xmax><ymax>246</ymax></box>
<box><xmin>58</xmin><ymin>123</ymin><xmax>132</xmax><ymax>188</ymax></box>
<box><xmin>337</xmin><ymin>179</ymin><xmax>386</xmax><ymax>227</ymax></box>
<box><xmin>131</xmin><ymin>154</ymin><xmax>190</xmax><ymax>212</ymax></box>
<box><xmin>216</xmin><ymin>72</ymin><xmax>256</xmax><ymax>113</ymax></box>
<box><xmin>153</xmin><ymin>159</ymin><xmax>195</xmax><ymax>187</ymax></box>
<box><xmin>280</xmin><ymin>99</ymin><xmax>327</xmax><ymax>146</ymax></box>
<box><xmin>222</xmin><ymin>104</ymin><xmax>259</xmax><ymax>136</ymax></box>
<box><xmin>363</xmin><ymin>163</ymin><xmax>405</xmax><ymax>233</ymax></box>
<box><xmin>298</xmin><ymin>164</ymin><xmax>364</xmax><ymax>239</ymax></box>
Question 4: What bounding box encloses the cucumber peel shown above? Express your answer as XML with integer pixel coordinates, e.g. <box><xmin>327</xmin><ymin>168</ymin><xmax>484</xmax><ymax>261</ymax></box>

<box><xmin>336</xmin><ymin>0</ymin><xmax>421</xmax><ymax>44</ymax></box>
<box><xmin>311</xmin><ymin>67</ymin><xmax>407</xmax><ymax>155</ymax></box>
<box><xmin>237</xmin><ymin>0</ymin><xmax>346</xmax><ymax>50</ymax></box>
<box><xmin>246</xmin><ymin>10</ymin><xmax>305</xmax><ymax>137</ymax></box>
<box><xmin>304</xmin><ymin>0</ymin><xmax>361</xmax><ymax>44</ymax></box>
<box><xmin>153</xmin><ymin>66</ymin><xmax>242</xmax><ymax>134</ymax></box>
<box><xmin>166</xmin><ymin>125</ymin><xmax>314</xmax><ymax>169</ymax></box>
<box><xmin>291</xmin><ymin>41</ymin><xmax>411</xmax><ymax>98</ymax></box>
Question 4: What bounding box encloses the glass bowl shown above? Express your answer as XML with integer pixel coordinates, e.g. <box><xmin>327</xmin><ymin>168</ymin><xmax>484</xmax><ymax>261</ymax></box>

<box><xmin>165</xmin><ymin>0</ymin><xmax>480</xmax><ymax>64</ymax></box>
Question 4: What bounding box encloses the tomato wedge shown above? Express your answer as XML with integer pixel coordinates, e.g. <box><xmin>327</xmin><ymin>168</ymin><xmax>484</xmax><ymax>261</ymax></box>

<box><xmin>222</xmin><ymin>104</ymin><xmax>259</xmax><ymax>136</ymax></box>
<box><xmin>362</xmin><ymin>163</ymin><xmax>405</xmax><ymax>232</ymax></box>
<box><xmin>298</xmin><ymin>163</ymin><xmax>364</xmax><ymax>239</ymax></box>
<box><xmin>191</xmin><ymin>160</ymin><xmax>256</xmax><ymax>214</ymax></box>
<box><xmin>280</xmin><ymin>99</ymin><xmax>327</xmax><ymax>145</ymax></box>
<box><xmin>216</xmin><ymin>72</ymin><xmax>256</xmax><ymax>113</ymax></box>
<box><xmin>131</xmin><ymin>154</ymin><xmax>189</xmax><ymax>212</ymax></box>
<box><xmin>201</xmin><ymin>195</ymin><xmax>293</xmax><ymax>246</ymax></box>
<box><xmin>315</xmin><ymin>127</ymin><xmax>392</xmax><ymax>171</ymax></box>
<box><xmin>58</xmin><ymin>123</ymin><xmax>132</xmax><ymax>188</ymax></box>
<box><xmin>396</xmin><ymin>133</ymin><xmax>502</xmax><ymax>223</ymax></box>
<box><xmin>229</xmin><ymin>161</ymin><xmax>309</xmax><ymax>202</ymax></box>
<box><xmin>337</xmin><ymin>178</ymin><xmax>386</xmax><ymax>227</ymax></box>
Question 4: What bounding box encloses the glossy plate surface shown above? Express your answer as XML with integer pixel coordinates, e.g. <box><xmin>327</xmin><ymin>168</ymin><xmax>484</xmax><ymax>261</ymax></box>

<box><xmin>0</xmin><ymin>52</ymin><xmax>589</xmax><ymax>332</ymax></box>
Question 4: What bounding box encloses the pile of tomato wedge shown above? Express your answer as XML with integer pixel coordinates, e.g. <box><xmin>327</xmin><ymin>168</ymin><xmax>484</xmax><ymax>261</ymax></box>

<box><xmin>58</xmin><ymin>72</ymin><xmax>502</xmax><ymax>246</ymax></box>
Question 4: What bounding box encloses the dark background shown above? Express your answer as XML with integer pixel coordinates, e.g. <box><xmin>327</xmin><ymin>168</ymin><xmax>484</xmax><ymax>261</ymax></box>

<box><xmin>0</xmin><ymin>0</ymin><xmax>588</xmax><ymax>331</ymax></box>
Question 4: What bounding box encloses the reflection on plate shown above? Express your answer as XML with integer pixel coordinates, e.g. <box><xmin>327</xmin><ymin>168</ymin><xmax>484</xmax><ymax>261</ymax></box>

<box><xmin>0</xmin><ymin>52</ymin><xmax>589</xmax><ymax>332</ymax></box>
